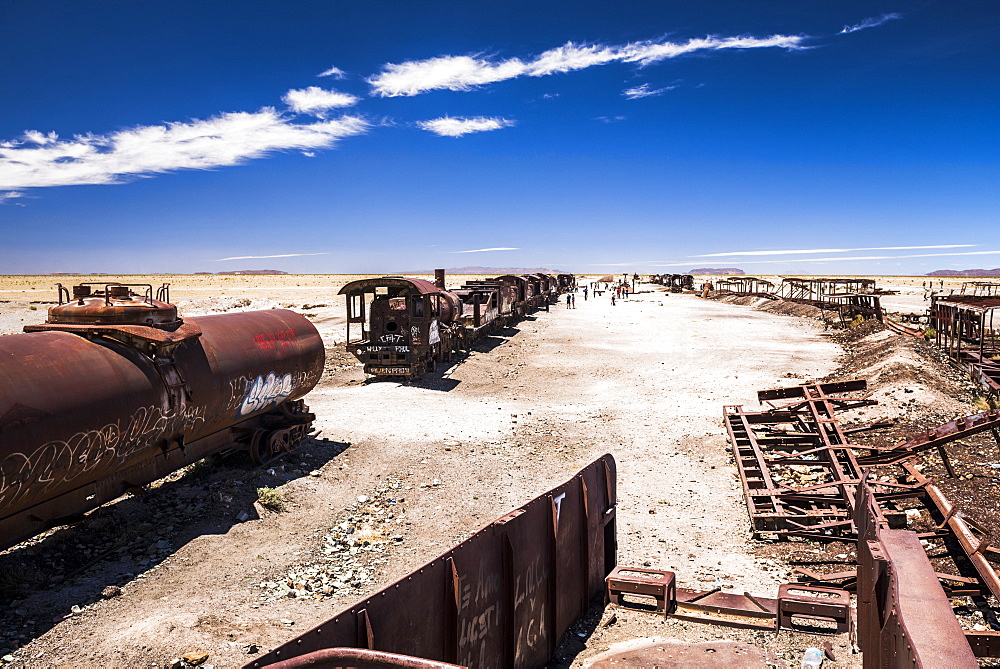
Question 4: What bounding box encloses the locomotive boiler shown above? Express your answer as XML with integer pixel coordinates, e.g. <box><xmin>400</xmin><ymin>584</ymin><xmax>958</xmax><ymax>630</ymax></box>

<box><xmin>0</xmin><ymin>282</ymin><xmax>324</xmax><ymax>551</ymax></box>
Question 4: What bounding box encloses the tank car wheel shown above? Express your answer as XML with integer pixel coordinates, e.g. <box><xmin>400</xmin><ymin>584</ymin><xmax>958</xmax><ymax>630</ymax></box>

<box><xmin>250</xmin><ymin>428</ymin><xmax>291</xmax><ymax>465</ymax></box>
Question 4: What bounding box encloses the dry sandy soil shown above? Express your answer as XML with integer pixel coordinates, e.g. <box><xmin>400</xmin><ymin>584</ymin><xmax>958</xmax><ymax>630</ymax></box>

<box><xmin>0</xmin><ymin>274</ymin><xmax>994</xmax><ymax>668</ymax></box>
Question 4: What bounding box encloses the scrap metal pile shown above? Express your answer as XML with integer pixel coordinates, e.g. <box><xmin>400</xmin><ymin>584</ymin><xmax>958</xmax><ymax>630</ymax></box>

<box><xmin>725</xmin><ymin>379</ymin><xmax>1000</xmax><ymax>664</ymax></box>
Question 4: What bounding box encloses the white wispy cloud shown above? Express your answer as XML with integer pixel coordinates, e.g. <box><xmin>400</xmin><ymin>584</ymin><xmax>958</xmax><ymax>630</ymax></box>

<box><xmin>596</xmin><ymin>115</ymin><xmax>626</xmax><ymax>123</ymax></box>
<box><xmin>213</xmin><ymin>252</ymin><xmax>330</xmax><ymax>261</ymax></box>
<box><xmin>453</xmin><ymin>247</ymin><xmax>519</xmax><ymax>253</ymax></box>
<box><xmin>282</xmin><ymin>87</ymin><xmax>359</xmax><ymax>115</ymax></box>
<box><xmin>623</xmin><ymin>83</ymin><xmax>678</xmax><ymax>99</ymax></box>
<box><xmin>840</xmin><ymin>13</ymin><xmax>901</xmax><ymax>35</ymax></box>
<box><xmin>590</xmin><ymin>261</ymin><xmax>647</xmax><ymax>266</ymax></box>
<box><xmin>368</xmin><ymin>33</ymin><xmax>806</xmax><ymax>97</ymax></box>
<box><xmin>417</xmin><ymin>116</ymin><xmax>515</xmax><ymax>137</ymax></box>
<box><xmin>0</xmin><ymin>191</ymin><xmax>24</xmax><ymax>204</ymax></box>
<box><xmin>651</xmin><ymin>250</ymin><xmax>1000</xmax><ymax>266</ymax></box>
<box><xmin>0</xmin><ymin>110</ymin><xmax>369</xmax><ymax>190</ymax></box>
<box><xmin>318</xmin><ymin>65</ymin><xmax>346</xmax><ymax>78</ymax></box>
<box><xmin>694</xmin><ymin>244</ymin><xmax>974</xmax><ymax>257</ymax></box>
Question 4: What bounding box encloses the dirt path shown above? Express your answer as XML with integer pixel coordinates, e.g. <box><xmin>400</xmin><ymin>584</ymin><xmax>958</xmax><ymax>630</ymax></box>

<box><xmin>1</xmin><ymin>285</ymin><xmax>844</xmax><ymax>668</ymax></box>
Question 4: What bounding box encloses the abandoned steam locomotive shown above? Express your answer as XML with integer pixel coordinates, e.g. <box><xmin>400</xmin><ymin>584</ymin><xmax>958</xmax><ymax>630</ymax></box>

<box><xmin>0</xmin><ymin>282</ymin><xmax>324</xmax><ymax>551</ymax></box>
<box><xmin>341</xmin><ymin>270</ymin><xmax>575</xmax><ymax>378</ymax></box>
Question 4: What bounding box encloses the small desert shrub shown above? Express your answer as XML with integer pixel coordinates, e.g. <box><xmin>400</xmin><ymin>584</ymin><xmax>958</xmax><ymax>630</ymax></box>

<box><xmin>183</xmin><ymin>457</ymin><xmax>214</xmax><ymax>480</ymax></box>
<box><xmin>848</xmin><ymin>314</ymin><xmax>865</xmax><ymax>329</ymax></box>
<box><xmin>257</xmin><ymin>487</ymin><xmax>286</xmax><ymax>512</ymax></box>
<box><xmin>924</xmin><ymin>327</ymin><xmax>936</xmax><ymax>338</ymax></box>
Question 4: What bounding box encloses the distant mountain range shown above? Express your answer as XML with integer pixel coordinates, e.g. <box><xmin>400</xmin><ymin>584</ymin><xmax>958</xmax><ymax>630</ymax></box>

<box><xmin>688</xmin><ymin>267</ymin><xmax>745</xmax><ymax>275</ymax></box>
<box><xmin>395</xmin><ymin>266</ymin><xmax>566</xmax><ymax>275</ymax></box>
<box><xmin>926</xmin><ymin>268</ymin><xmax>1000</xmax><ymax>277</ymax></box>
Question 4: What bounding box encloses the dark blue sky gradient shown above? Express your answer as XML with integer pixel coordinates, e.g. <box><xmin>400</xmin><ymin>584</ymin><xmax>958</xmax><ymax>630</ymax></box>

<box><xmin>1</xmin><ymin>0</ymin><xmax>997</xmax><ymax>274</ymax></box>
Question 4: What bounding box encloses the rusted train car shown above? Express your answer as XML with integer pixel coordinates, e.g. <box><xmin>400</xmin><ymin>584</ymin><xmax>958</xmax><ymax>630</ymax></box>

<box><xmin>341</xmin><ymin>270</ymin><xmax>572</xmax><ymax>379</ymax></box>
<box><xmin>0</xmin><ymin>282</ymin><xmax>324</xmax><ymax>551</ymax></box>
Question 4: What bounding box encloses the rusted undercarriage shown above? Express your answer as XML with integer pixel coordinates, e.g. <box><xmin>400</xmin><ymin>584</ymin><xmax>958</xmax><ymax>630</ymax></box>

<box><xmin>709</xmin><ymin>277</ymin><xmax>888</xmax><ymax>327</ymax></box>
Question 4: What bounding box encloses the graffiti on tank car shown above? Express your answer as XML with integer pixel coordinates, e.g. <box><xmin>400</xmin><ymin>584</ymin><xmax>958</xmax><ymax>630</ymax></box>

<box><xmin>238</xmin><ymin>372</ymin><xmax>294</xmax><ymax>417</ymax></box>
<box><xmin>0</xmin><ymin>404</ymin><xmax>206</xmax><ymax>512</ymax></box>
<box><xmin>379</xmin><ymin>334</ymin><xmax>404</xmax><ymax>344</ymax></box>
<box><xmin>253</xmin><ymin>328</ymin><xmax>297</xmax><ymax>351</ymax></box>
<box><xmin>224</xmin><ymin>368</ymin><xmax>319</xmax><ymax>413</ymax></box>
<box><xmin>362</xmin><ymin>345</ymin><xmax>409</xmax><ymax>353</ymax></box>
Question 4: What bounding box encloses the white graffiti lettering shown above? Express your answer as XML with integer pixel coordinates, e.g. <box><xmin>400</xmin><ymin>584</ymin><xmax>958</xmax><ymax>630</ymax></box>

<box><xmin>238</xmin><ymin>372</ymin><xmax>294</xmax><ymax>418</ymax></box>
<box><xmin>0</xmin><ymin>404</ymin><xmax>206</xmax><ymax>513</ymax></box>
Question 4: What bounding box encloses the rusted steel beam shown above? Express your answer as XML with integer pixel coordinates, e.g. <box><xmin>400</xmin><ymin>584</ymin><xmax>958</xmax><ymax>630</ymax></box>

<box><xmin>965</xmin><ymin>631</ymin><xmax>1000</xmax><ymax>658</ymax></box>
<box><xmin>249</xmin><ymin>454</ymin><xmax>617</xmax><ymax>669</ymax></box>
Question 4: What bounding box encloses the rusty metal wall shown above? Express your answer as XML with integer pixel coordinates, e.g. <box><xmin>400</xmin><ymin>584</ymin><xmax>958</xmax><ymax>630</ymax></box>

<box><xmin>250</xmin><ymin>454</ymin><xmax>618</xmax><ymax>669</ymax></box>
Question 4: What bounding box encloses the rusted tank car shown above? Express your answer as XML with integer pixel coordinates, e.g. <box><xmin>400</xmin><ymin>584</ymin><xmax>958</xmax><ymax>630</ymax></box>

<box><xmin>0</xmin><ymin>282</ymin><xmax>324</xmax><ymax>551</ymax></box>
<box><xmin>342</xmin><ymin>270</ymin><xmax>573</xmax><ymax>379</ymax></box>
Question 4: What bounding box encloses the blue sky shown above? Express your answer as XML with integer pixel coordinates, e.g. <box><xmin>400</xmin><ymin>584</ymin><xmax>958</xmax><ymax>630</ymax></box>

<box><xmin>1</xmin><ymin>1</ymin><xmax>997</xmax><ymax>275</ymax></box>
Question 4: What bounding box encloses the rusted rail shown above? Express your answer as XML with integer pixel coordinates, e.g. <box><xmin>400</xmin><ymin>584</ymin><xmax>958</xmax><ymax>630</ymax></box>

<box><xmin>250</xmin><ymin>454</ymin><xmax>617</xmax><ymax>669</ymax></box>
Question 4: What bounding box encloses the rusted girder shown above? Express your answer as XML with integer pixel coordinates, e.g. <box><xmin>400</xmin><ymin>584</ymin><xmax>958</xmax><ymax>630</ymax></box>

<box><xmin>900</xmin><ymin>462</ymin><xmax>1000</xmax><ymax>602</ymax></box>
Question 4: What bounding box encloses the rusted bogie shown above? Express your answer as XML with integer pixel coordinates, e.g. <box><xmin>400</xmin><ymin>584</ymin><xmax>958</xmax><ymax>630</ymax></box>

<box><xmin>0</xmin><ymin>283</ymin><xmax>324</xmax><ymax>551</ymax></box>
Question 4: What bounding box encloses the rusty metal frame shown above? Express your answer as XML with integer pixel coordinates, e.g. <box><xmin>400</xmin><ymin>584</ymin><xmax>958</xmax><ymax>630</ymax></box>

<box><xmin>723</xmin><ymin>380</ymin><xmax>879</xmax><ymax>538</ymax></box>
<box><xmin>250</xmin><ymin>454</ymin><xmax>617</xmax><ymax>669</ymax></box>
<box><xmin>255</xmin><ymin>648</ymin><xmax>466</xmax><ymax>669</ymax></box>
<box><xmin>725</xmin><ymin>381</ymin><xmax>1000</xmax><ymax>603</ymax></box>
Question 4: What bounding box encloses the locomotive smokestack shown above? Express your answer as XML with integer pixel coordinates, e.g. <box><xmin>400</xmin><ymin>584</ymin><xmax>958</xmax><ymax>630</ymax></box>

<box><xmin>434</xmin><ymin>269</ymin><xmax>446</xmax><ymax>289</ymax></box>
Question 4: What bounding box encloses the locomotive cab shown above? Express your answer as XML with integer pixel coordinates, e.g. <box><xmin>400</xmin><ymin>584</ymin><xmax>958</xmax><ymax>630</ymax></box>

<box><xmin>340</xmin><ymin>277</ymin><xmax>460</xmax><ymax>378</ymax></box>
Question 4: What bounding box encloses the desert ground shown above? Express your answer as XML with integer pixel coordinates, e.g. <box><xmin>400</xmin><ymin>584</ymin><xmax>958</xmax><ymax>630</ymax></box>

<box><xmin>0</xmin><ymin>273</ymin><xmax>995</xmax><ymax>668</ymax></box>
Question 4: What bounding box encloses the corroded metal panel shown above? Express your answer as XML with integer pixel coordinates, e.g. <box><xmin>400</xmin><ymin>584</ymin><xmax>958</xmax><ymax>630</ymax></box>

<box><xmin>250</xmin><ymin>454</ymin><xmax>617</xmax><ymax>669</ymax></box>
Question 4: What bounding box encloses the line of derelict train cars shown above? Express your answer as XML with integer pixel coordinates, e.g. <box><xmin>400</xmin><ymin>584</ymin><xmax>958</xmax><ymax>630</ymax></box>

<box><xmin>0</xmin><ymin>271</ymin><xmax>575</xmax><ymax>553</ymax></box>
